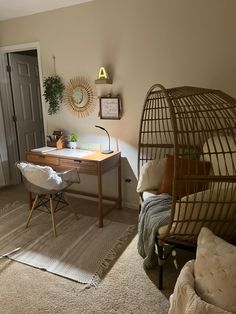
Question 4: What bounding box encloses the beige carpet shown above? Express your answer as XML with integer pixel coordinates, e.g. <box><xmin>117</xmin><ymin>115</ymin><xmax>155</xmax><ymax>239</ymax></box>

<box><xmin>0</xmin><ymin>184</ymin><xmax>194</xmax><ymax>313</ymax></box>
<box><xmin>0</xmin><ymin>234</ymin><xmax>171</xmax><ymax>314</ymax></box>
<box><xmin>0</xmin><ymin>201</ymin><xmax>135</xmax><ymax>287</ymax></box>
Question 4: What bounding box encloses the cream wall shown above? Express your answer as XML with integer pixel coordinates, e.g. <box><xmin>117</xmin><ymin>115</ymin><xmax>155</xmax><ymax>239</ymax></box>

<box><xmin>0</xmin><ymin>0</ymin><xmax>236</xmax><ymax>207</ymax></box>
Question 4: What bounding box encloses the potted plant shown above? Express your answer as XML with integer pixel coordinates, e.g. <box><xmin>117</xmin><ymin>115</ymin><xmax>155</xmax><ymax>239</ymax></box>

<box><xmin>43</xmin><ymin>75</ymin><xmax>65</xmax><ymax>115</ymax></box>
<box><xmin>68</xmin><ymin>133</ymin><xmax>79</xmax><ymax>149</ymax></box>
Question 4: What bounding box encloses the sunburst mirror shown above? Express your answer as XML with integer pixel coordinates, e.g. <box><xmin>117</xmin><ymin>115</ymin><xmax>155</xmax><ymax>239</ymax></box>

<box><xmin>64</xmin><ymin>77</ymin><xmax>96</xmax><ymax>117</ymax></box>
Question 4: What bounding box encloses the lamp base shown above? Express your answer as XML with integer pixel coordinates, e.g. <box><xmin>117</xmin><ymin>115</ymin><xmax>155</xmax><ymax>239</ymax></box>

<box><xmin>101</xmin><ymin>149</ymin><xmax>114</xmax><ymax>154</ymax></box>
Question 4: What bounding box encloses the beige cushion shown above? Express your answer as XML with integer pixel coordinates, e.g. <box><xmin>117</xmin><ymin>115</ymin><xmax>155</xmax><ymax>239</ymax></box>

<box><xmin>142</xmin><ymin>190</ymin><xmax>157</xmax><ymax>201</ymax></box>
<box><xmin>157</xmin><ymin>224</ymin><xmax>168</xmax><ymax>236</ymax></box>
<box><xmin>194</xmin><ymin>227</ymin><xmax>236</xmax><ymax>313</ymax></box>
<box><xmin>168</xmin><ymin>260</ymin><xmax>231</xmax><ymax>314</ymax></box>
<box><xmin>203</xmin><ymin>135</ymin><xmax>236</xmax><ymax>176</ymax></box>
<box><xmin>136</xmin><ymin>158</ymin><xmax>166</xmax><ymax>193</ymax></box>
<box><xmin>168</xmin><ymin>186</ymin><xmax>236</xmax><ymax>236</ymax></box>
<box><xmin>17</xmin><ymin>162</ymin><xmax>66</xmax><ymax>191</ymax></box>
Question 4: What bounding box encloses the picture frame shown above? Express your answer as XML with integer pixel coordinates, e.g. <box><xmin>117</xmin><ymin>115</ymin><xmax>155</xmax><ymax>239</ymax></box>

<box><xmin>99</xmin><ymin>96</ymin><xmax>121</xmax><ymax>120</ymax></box>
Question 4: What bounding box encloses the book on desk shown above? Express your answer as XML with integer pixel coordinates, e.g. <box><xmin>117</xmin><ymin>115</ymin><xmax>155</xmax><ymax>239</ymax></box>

<box><xmin>31</xmin><ymin>146</ymin><xmax>57</xmax><ymax>154</ymax></box>
<box><xmin>30</xmin><ymin>147</ymin><xmax>93</xmax><ymax>158</ymax></box>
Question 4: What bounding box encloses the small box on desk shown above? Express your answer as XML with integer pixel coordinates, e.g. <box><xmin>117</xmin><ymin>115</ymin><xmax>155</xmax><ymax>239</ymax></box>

<box><xmin>47</xmin><ymin>131</ymin><xmax>65</xmax><ymax>149</ymax></box>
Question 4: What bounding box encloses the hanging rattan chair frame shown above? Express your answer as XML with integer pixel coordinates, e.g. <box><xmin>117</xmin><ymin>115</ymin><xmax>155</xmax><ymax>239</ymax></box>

<box><xmin>138</xmin><ymin>84</ymin><xmax>236</xmax><ymax>289</ymax></box>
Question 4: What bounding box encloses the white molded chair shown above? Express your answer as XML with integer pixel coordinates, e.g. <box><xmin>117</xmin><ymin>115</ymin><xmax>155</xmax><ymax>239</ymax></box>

<box><xmin>16</xmin><ymin>162</ymin><xmax>80</xmax><ymax>237</ymax></box>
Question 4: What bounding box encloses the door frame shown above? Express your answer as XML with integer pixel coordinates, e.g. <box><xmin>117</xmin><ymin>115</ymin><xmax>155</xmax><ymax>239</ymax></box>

<box><xmin>0</xmin><ymin>42</ymin><xmax>47</xmax><ymax>184</ymax></box>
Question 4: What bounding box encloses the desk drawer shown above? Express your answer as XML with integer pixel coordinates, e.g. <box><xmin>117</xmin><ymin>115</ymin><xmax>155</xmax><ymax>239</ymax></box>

<box><xmin>26</xmin><ymin>153</ymin><xmax>59</xmax><ymax>166</ymax></box>
<box><xmin>60</xmin><ymin>158</ymin><xmax>98</xmax><ymax>173</ymax></box>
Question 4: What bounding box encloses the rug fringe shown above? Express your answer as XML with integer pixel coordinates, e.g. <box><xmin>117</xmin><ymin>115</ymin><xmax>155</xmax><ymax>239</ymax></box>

<box><xmin>89</xmin><ymin>224</ymin><xmax>136</xmax><ymax>288</ymax></box>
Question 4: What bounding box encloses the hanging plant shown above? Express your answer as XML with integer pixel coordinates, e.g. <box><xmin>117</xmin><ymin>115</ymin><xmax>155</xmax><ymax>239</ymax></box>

<box><xmin>43</xmin><ymin>75</ymin><xmax>65</xmax><ymax>115</ymax></box>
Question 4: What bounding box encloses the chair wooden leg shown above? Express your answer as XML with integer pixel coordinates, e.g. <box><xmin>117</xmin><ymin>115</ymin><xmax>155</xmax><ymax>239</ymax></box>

<box><xmin>28</xmin><ymin>192</ymin><xmax>33</xmax><ymax>210</ymax></box>
<box><xmin>49</xmin><ymin>195</ymin><xmax>57</xmax><ymax>237</ymax></box>
<box><xmin>63</xmin><ymin>193</ymin><xmax>79</xmax><ymax>220</ymax></box>
<box><xmin>26</xmin><ymin>195</ymin><xmax>39</xmax><ymax>228</ymax></box>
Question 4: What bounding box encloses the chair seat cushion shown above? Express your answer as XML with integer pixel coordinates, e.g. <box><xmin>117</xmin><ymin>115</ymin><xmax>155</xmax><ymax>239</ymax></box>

<box><xmin>142</xmin><ymin>190</ymin><xmax>158</xmax><ymax>200</ymax></box>
<box><xmin>169</xmin><ymin>186</ymin><xmax>236</xmax><ymax>236</ymax></box>
<box><xmin>17</xmin><ymin>162</ymin><xmax>66</xmax><ymax>191</ymax></box>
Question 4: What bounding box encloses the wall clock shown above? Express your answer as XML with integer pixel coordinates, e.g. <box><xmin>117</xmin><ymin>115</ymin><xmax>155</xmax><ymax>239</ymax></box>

<box><xmin>63</xmin><ymin>77</ymin><xmax>96</xmax><ymax>117</ymax></box>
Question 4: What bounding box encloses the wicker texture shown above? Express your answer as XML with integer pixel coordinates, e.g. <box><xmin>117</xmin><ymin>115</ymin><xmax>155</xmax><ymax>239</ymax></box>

<box><xmin>138</xmin><ymin>84</ymin><xmax>236</xmax><ymax>247</ymax></box>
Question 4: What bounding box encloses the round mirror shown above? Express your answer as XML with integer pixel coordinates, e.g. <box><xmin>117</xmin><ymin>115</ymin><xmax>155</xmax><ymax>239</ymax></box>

<box><xmin>72</xmin><ymin>88</ymin><xmax>84</xmax><ymax>106</ymax></box>
<box><xmin>64</xmin><ymin>77</ymin><xmax>96</xmax><ymax>117</ymax></box>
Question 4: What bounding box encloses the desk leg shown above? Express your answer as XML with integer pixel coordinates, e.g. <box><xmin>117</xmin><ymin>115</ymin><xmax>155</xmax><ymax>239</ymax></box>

<box><xmin>118</xmin><ymin>155</ymin><xmax>122</xmax><ymax>209</ymax></box>
<box><xmin>98</xmin><ymin>164</ymin><xmax>103</xmax><ymax>228</ymax></box>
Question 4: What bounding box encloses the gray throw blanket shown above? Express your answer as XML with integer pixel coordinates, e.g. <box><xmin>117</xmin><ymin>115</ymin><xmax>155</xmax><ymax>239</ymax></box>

<box><xmin>138</xmin><ymin>193</ymin><xmax>172</xmax><ymax>269</ymax></box>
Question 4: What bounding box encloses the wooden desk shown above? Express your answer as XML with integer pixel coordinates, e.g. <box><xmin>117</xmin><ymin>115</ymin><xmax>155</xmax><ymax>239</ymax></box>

<box><xmin>26</xmin><ymin>149</ymin><xmax>122</xmax><ymax>227</ymax></box>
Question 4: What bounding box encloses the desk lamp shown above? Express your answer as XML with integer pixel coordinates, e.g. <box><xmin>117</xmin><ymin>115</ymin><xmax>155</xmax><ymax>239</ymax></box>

<box><xmin>95</xmin><ymin>125</ymin><xmax>113</xmax><ymax>154</ymax></box>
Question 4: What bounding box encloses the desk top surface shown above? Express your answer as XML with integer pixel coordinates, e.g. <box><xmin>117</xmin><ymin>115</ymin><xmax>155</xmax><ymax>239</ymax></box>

<box><xmin>28</xmin><ymin>148</ymin><xmax>120</xmax><ymax>162</ymax></box>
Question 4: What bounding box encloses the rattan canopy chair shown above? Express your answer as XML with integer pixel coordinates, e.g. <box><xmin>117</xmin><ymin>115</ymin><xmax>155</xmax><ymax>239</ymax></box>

<box><xmin>16</xmin><ymin>162</ymin><xmax>80</xmax><ymax>237</ymax></box>
<box><xmin>137</xmin><ymin>84</ymin><xmax>236</xmax><ymax>289</ymax></box>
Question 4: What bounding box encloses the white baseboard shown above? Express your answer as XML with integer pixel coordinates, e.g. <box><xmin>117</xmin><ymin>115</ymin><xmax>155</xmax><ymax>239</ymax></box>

<box><xmin>122</xmin><ymin>201</ymin><xmax>139</xmax><ymax>210</ymax></box>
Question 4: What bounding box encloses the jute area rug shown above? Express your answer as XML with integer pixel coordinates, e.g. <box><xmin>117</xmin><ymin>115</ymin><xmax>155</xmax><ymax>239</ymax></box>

<box><xmin>0</xmin><ymin>201</ymin><xmax>135</xmax><ymax>287</ymax></box>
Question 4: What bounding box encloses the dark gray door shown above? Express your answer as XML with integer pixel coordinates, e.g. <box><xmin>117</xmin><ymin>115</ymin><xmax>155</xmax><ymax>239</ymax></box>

<box><xmin>8</xmin><ymin>52</ymin><xmax>44</xmax><ymax>160</ymax></box>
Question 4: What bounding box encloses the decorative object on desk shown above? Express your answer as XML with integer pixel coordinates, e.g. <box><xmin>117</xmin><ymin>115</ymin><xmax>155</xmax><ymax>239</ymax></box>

<box><xmin>95</xmin><ymin>66</ymin><xmax>112</xmax><ymax>84</ymax></box>
<box><xmin>99</xmin><ymin>96</ymin><xmax>121</xmax><ymax>119</ymax></box>
<box><xmin>68</xmin><ymin>133</ymin><xmax>79</xmax><ymax>149</ymax></box>
<box><xmin>64</xmin><ymin>77</ymin><xmax>96</xmax><ymax>118</ymax></box>
<box><xmin>43</xmin><ymin>76</ymin><xmax>65</xmax><ymax>115</ymax></box>
<box><xmin>95</xmin><ymin>125</ymin><xmax>113</xmax><ymax>154</ymax></box>
<box><xmin>47</xmin><ymin>130</ymin><xmax>64</xmax><ymax>149</ymax></box>
<box><xmin>0</xmin><ymin>201</ymin><xmax>135</xmax><ymax>287</ymax></box>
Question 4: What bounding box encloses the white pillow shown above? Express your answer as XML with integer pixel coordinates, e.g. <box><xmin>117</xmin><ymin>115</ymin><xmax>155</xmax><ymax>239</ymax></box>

<box><xmin>168</xmin><ymin>260</ymin><xmax>231</xmax><ymax>314</ymax></box>
<box><xmin>17</xmin><ymin>162</ymin><xmax>65</xmax><ymax>191</ymax></box>
<box><xmin>203</xmin><ymin>135</ymin><xmax>236</xmax><ymax>176</ymax></box>
<box><xmin>194</xmin><ymin>227</ymin><xmax>236</xmax><ymax>313</ymax></box>
<box><xmin>136</xmin><ymin>158</ymin><xmax>166</xmax><ymax>193</ymax></box>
